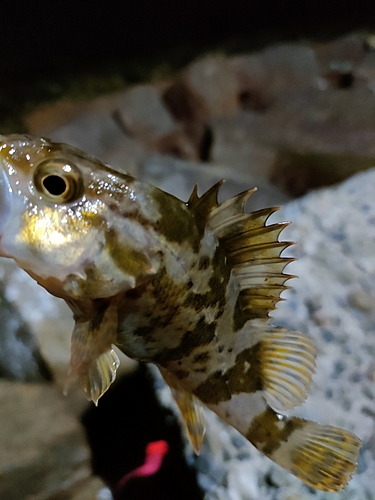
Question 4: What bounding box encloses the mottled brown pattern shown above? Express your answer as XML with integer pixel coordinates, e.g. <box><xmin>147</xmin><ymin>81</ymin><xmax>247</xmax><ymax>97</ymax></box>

<box><xmin>193</xmin><ymin>351</ymin><xmax>211</xmax><ymax>363</ymax></box>
<box><xmin>198</xmin><ymin>255</ymin><xmax>211</xmax><ymax>270</ymax></box>
<box><xmin>131</xmin><ymin>268</ymin><xmax>184</xmax><ymax>341</ymax></box>
<box><xmin>183</xmin><ymin>247</ymin><xmax>230</xmax><ymax>316</ymax></box>
<box><xmin>226</xmin><ymin>345</ymin><xmax>262</xmax><ymax>395</ymax></box>
<box><xmin>246</xmin><ymin>407</ymin><xmax>305</xmax><ymax>456</ymax></box>
<box><xmin>175</xmin><ymin>369</ymin><xmax>190</xmax><ymax>379</ymax></box>
<box><xmin>193</xmin><ymin>343</ymin><xmax>263</xmax><ymax>404</ymax></box>
<box><xmin>194</xmin><ymin>369</ymin><xmax>231</xmax><ymax>404</ymax></box>
<box><xmin>153</xmin><ymin>316</ymin><xmax>216</xmax><ymax>365</ymax></box>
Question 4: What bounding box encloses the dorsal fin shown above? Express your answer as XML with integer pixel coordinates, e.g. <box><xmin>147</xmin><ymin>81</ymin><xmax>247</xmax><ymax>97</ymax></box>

<box><xmin>187</xmin><ymin>181</ymin><xmax>224</xmax><ymax>232</ymax></box>
<box><xmin>189</xmin><ymin>184</ymin><xmax>295</xmax><ymax>330</ymax></box>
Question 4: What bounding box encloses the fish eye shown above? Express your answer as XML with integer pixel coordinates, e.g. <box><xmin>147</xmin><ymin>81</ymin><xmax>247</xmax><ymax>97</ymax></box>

<box><xmin>34</xmin><ymin>159</ymin><xmax>84</xmax><ymax>203</ymax></box>
<box><xmin>42</xmin><ymin>175</ymin><xmax>68</xmax><ymax>196</ymax></box>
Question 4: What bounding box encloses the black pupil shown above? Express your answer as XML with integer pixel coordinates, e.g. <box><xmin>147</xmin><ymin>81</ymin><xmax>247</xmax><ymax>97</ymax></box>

<box><xmin>42</xmin><ymin>175</ymin><xmax>67</xmax><ymax>196</ymax></box>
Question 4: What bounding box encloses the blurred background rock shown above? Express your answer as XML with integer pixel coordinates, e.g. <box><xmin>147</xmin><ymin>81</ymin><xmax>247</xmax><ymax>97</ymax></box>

<box><xmin>1</xmin><ymin>1</ymin><xmax>375</xmax><ymax>499</ymax></box>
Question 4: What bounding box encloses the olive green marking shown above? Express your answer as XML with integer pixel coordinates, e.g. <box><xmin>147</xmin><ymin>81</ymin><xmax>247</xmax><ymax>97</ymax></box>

<box><xmin>152</xmin><ymin>266</ymin><xmax>186</xmax><ymax>307</ymax></box>
<box><xmin>183</xmin><ymin>246</ymin><xmax>230</xmax><ymax>313</ymax></box>
<box><xmin>233</xmin><ymin>291</ymin><xmax>279</xmax><ymax>332</ymax></box>
<box><xmin>194</xmin><ymin>369</ymin><xmax>231</xmax><ymax>404</ymax></box>
<box><xmin>198</xmin><ymin>255</ymin><xmax>211</xmax><ymax>270</ymax></box>
<box><xmin>153</xmin><ymin>316</ymin><xmax>216</xmax><ymax>365</ymax></box>
<box><xmin>233</xmin><ymin>294</ymin><xmax>247</xmax><ymax>332</ymax></box>
<box><xmin>130</xmin><ymin>267</ymin><xmax>188</xmax><ymax>342</ymax></box>
<box><xmin>225</xmin><ymin>344</ymin><xmax>262</xmax><ymax>395</ymax></box>
<box><xmin>193</xmin><ymin>351</ymin><xmax>211</xmax><ymax>363</ymax></box>
<box><xmin>246</xmin><ymin>407</ymin><xmax>305</xmax><ymax>456</ymax></box>
<box><xmin>193</xmin><ymin>343</ymin><xmax>263</xmax><ymax>404</ymax></box>
<box><xmin>107</xmin><ymin>203</ymin><xmax>153</xmax><ymax>230</ymax></box>
<box><xmin>133</xmin><ymin>320</ymin><xmax>159</xmax><ymax>342</ymax></box>
<box><xmin>152</xmin><ymin>187</ymin><xmax>201</xmax><ymax>250</ymax></box>
<box><xmin>89</xmin><ymin>301</ymin><xmax>108</xmax><ymax>331</ymax></box>
<box><xmin>175</xmin><ymin>369</ymin><xmax>189</xmax><ymax>379</ymax></box>
<box><xmin>105</xmin><ymin>228</ymin><xmax>151</xmax><ymax>277</ymax></box>
<box><xmin>193</xmin><ymin>367</ymin><xmax>207</xmax><ymax>374</ymax></box>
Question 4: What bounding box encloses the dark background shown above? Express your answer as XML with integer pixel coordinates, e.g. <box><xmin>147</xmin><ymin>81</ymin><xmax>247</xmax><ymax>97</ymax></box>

<box><xmin>2</xmin><ymin>1</ymin><xmax>375</xmax><ymax>79</ymax></box>
<box><xmin>1</xmin><ymin>1</ymin><xmax>375</xmax><ymax>129</ymax></box>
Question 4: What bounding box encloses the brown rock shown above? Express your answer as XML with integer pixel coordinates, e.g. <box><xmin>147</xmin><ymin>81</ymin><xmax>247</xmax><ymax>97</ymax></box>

<box><xmin>0</xmin><ymin>380</ymin><xmax>107</xmax><ymax>500</ymax></box>
<box><xmin>358</xmin><ymin>51</ymin><xmax>375</xmax><ymax>87</ymax></box>
<box><xmin>232</xmin><ymin>44</ymin><xmax>319</xmax><ymax>112</ymax></box>
<box><xmin>314</xmin><ymin>35</ymin><xmax>369</xmax><ymax>90</ymax></box>
<box><xmin>150</xmin><ymin>130</ymin><xmax>199</xmax><ymax>160</ymax></box>
<box><xmin>163</xmin><ymin>79</ymin><xmax>209</xmax><ymax>124</ymax></box>
<box><xmin>315</xmin><ymin>34</ymin><xmax>368</xmax><ymax>72</ymax></box>
<box><xmin>115</xmin><ymin>85</ymin><xmax>177</xmax><ymax>141</ymax></box>
<box><xmin>267</xmin><ymin>86</ymin><xmax>375</xmax><ymax>155</ymax></box>
<box><xmin>210</xmin><ymin>113</ymin><xmax>276</xmax><ymax>180</ymax></box>
<box><xmin>65</xmin><ymin>477</ymin><xmax>112</xmax><ymax>500</ymax></box>
<box><xmin>183</xmin><ymin>55</ymin><xmax>239</xmax><ymax>117</ymax></box>
<box><xmin>231</xmin><ymin>54</ymin><xmax>273</xmax><ymax>111</ymax></box>
<box><xmin>270</xmin><ymin>148</ymin><xmax>375</xmax><ymax>197</ymax></box>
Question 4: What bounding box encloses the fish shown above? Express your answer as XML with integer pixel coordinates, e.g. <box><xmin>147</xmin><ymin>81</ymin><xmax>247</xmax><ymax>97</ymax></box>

<box><xmin>0</xmin><ymin>134</ymin><xmax>361</xmax><ymax>491</ymax></box>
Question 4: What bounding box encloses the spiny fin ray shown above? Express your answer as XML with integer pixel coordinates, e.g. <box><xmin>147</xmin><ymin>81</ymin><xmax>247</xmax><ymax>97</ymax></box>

<box><xmin>187</xmin><ymin>181</ymin><xmax>223</xmax><ymax>223</ymax></box>
<box><xmin>160</xmin><ymin>368</ymin><xmax>206</xmax><ymax>454</ymax></box>
<box><xmin>190</xmin><ymin>183</ymin><xmax>294</xmax><ymax>323</ymax></box>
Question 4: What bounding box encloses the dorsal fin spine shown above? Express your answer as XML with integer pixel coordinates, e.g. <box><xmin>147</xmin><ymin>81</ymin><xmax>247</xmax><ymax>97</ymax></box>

<box><xmin>187</xmin><ymin>182</ymin><xmax>294</xmax><ymax>323</ymax></box>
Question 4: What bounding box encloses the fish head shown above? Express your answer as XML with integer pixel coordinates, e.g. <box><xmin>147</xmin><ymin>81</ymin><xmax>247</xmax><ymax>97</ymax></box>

<box><xmin>0</xmin><ymin>134</ymin><xmax>160</xmax><ymax>305</ymax></box>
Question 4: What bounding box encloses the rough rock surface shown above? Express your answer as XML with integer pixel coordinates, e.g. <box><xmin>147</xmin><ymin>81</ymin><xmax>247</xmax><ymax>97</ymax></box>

<box><xmin>25</xmin><ymin>35</ymin><xmax>375</xmax><ymax>199</ymax></box>
<box><xmin>0</xmin><ymin>283</ymin><xmax>51</xmax><ymax>382</ymax></box>
<box><xmin>155</xmin><ymin>169</ymin><xmax>374</xmax><ymax>500</ymax></box>
<box><xmin>0</xmin><ymin>380</ymin><xmax>110</xmax><ymax>500</ymax></box>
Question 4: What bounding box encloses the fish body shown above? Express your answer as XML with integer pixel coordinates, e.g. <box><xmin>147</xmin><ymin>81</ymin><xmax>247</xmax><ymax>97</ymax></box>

<box><xmin>0</xmin><ymin>134</ymin><xmax>361</xmax><ymax>491</ymax></box>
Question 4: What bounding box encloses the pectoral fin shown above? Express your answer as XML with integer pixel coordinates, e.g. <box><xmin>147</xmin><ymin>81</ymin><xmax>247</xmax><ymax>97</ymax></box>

<box><xmin>79</xmin><ymin>348</ymin><xmax>120</xmax><ymax>405</ymax></box>
<box><xmin>259</xmin><ymin>328</ymin><xmax>317</xmax><ymax>412</ymax></box>
<box><xmin>160</xmin><ymin>368</ymin><xmax>206</xmax><ymax>454</ymax></box>
<box><xmin>68</xmin><ymin>303</ymin><xmax>120</xmax><ymax>404</ymax></box>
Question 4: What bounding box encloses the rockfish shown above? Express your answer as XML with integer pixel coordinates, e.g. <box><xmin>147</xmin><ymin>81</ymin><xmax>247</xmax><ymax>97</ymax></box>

<box><xmin>0</xmin><ymin>134</ymin><xmax>361</xmax><ymax>491</ymax></box>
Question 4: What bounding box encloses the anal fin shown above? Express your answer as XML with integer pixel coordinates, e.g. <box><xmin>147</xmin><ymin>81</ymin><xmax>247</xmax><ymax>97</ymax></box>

<box><xmin>160</xmin><ymin>368</ymin><xmax>206</xmax><ymax>454</ymax></box>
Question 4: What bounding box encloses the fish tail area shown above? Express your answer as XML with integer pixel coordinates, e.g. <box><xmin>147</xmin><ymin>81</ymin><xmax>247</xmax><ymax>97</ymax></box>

<box><xmin>246</xmin><ymin>407</ymin><xmax>361</xmax><ymax>491</ymax></box>
<box><xmin>194</xmin><ymin>325</ymin><xmax>361</xmax><ymax>490</ymax></box>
